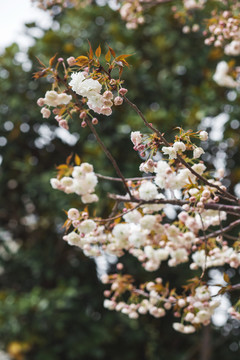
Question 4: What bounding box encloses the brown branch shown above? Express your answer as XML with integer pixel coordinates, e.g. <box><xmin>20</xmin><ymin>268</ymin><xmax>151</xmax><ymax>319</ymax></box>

<box><xmin>108</xmin><ymin>193</ymin><xmax>240</xmax><ymax>215</ymax></box>
<box><xmin>199</xmin><ymin>218</ymin><xmax>240</xmax><ymax>241</ymax></box>
<box><xmin>94</xmin><ymin>202</ymin><xmax>143</xmax><ymax>223</ymax></box>
<box><xmin>123</xmin><ymin>96</ymin><xmax>238</xmax><ymax>203</ymax></box>
<box><xmin>86</xmin><ymin>118</ymin><xmax>133</xmax><ymax>198</ymax></box>
<box><xmin>96</xmin><ymin>173</ymin><xmax>155</xmax><ymax>182</ymax></box>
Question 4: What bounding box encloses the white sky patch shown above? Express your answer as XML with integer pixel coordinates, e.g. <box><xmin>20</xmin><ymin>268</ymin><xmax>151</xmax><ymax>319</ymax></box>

<box><xmin>0</xmin><ymin>0</ymin><xmax>52</xmax><ymax>53</ymax></box>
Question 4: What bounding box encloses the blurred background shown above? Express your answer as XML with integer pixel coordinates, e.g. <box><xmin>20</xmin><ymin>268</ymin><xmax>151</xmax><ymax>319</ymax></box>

<box><xmin>0</xmin><ymin>1</ymin><xmax>240</xmax><ymax>359</ymax></box>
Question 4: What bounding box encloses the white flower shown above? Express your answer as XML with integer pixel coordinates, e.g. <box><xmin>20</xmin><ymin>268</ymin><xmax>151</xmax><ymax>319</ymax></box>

<box><xmin>72</xmin><ymin>163</ymin><xmax>93</xmax><ymax>178</ymax></box>
<box><xmin>83</xmin><ymin>172</ymin><xmax>98</xmax><ymax>192</ymax></box>
<box><xmin>139</xmin><ymin>181</ymin><xmax>158</xmax><ymax>200</ymax></box>
<box><xmin>195</xmin><ymin>310</ymin><xmax>210</xmax><ymax>323</ymax></box>
<box><xmin>70</xmin><ymin>72</ymin><xmax>102</xmax><ymax>97</ymax></box>
<box><xmin>199</xmin><ymin>131</ymin><xmax>208</xmax><ymax>141</ymax></box>
<box><xmin>67</xmin><ymin>208</ymin><xmax>80</xmax><ymax>221</ymax></box>
<box><xmin>50</xmin><ymin>178</ymin><xmax>61</xmax><ymax>189</ymax></box>
<box><xmin>81</xmin><ymin>193</ymin><xmax>99</xmax><ymax>203</ymax></box>
<box><xmin>130</xmin><ymin>131</ymin><xmax>142</xmax><ymax>146</ymax></box>
<box><xmin>192</xmin><ymin>163</ymin><xmax>206</xmax><ymax>175</ymax></box>
<box><xmin>140</xmin><ymin>215</ymin><xmax>156</xmax><ymax>230</ymax></box>
<box><xmin>64</xmin><ymin>231</ymin><xmax>81</xmax><ymax>246</ymax></box>
<box><xmin>162</xmin><ymin>146</ymin><xmax>177</xmax><ymax>159</ymax></box>
<box><xmin>112</xmin><ymin>223</ymin><xmax>130</xmax><ymax>240</ymax></box>
<box><xmin>195</xmin><ymin>286</ymin><xmax>210</xmax><ymax>301</ymax></box>
<box><xmin>173</xmin><ymin>322</ymin><xmax>195</xmax><ymax>333</ymax></box>
<box><xmin>57</xmin><ymin>93</ymin><xmax>72</xmax><ymax>105</ymax></box>
<box><xmin>69</xmin><ymin>72</ymin><xmax>86</xmax><ymax>94</ymax></box>
<box><xmin>139</xmin><ymin>159</ymin><xmax>155</xmax><ymax>173</ymax></box>
<box><xmin>44</xmin><ymin>90</ymin><xmax>59</xmax><ymax>106</ymax></box>
<box><xmin>193</xmin><ymin>147</ymin><xmax>205</xmax><ymax>159</ymax></box>
<box><xmin>173</xmin><ymin>141</ymin><xmax>186</xmax><ymax>152</ymax></box>
<box><xmin>155</xmin><ymin>160</ymin><xmax>171</xmax><ymax>175</ymax></box>
<box><xmin>60</xmin><ymin>177</ymin><xmax>74</xmax><ymax>187</ymax></box>
<box><xmin>103</xmin><ymin>299</ymin><xmax>116</xmax><ymax>310</ymax></box>
<box><xmin>123</xmin><ymin>209</ymin><xmax>142</xmax><ymax>224</ymax></box>
<box><xmin>87</xmin><ymin>93</ymin><xmax>105</xmax><ymax>114</ymax></box>
<box><xmin>78</xmin><ymin>219</ymin><xmax>96</xmax><ymax>234</ymax></box>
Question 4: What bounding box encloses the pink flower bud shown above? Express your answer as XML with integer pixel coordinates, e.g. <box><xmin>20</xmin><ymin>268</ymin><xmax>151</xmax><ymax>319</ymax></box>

<box><xmin>37</xmin><ymin>98</ymin><xmax>45</xmax><ymax>107</ymax></box>
<box><xmin>67</xmin><ymin>57</ymin><xmax>76</xmax><ymax>66</ymax></box>
<box><xmin>174</xmin><ymin>312</ymin><xmax>181</xmax><ymax>318</ymax></box>
<box><xmin>101</xmin><ymin>106</ymin><xmax>112</xmax><ymax>116</ymax></box>
<box><xmin>58</xmin><ymin>57</ymin><xmax>64</xmax><ymax>62</ymax></box>
<box><xmin>103</xmin><ymin>91</ymin><xmax>113</xmax><ymax>100</ymax></box>
<box><xmin>80</xmin><ymin>111</ymin><xmax>87</xmax><ymax>119</ymax></box>
<box><xmin>41</xmin><ymin>107</ymin><xmax>51</xmax><ymax>119</ymax></box>
<box><xmin>92</xmin><ymin>117</ymin><xmax>98</xmax><ymax>125</ymax></box>
<box><xmin>59</xmin><ymin>119</ymin><xmax>69</xmax><ymax>130</ymax></box>
<box><xmin>53</xmin><ymin>108</ymin><xmax>60</xmax><ymax>115</ymax></box>
<box><xmin>103</xmin><ymin>99</ymin><xmax>113</xmax><ymax>107</ymax></box>
<box><xmin>119</xmin><ymin>88</ymin><xmax>128</xmax><ymax>96</ymax></box>
<box><xmin>81</xmin><ymin>121</ymin><xmax>87</xmax><ymax>128</ymax></box>
<box><xmin>104</xmin><ymin>290</ymin><xmax>111</xmax><ymax>297</ymax></box>
<box><xmin>164</xmin><ymin>302</ymin><xmax>172</xmax><ymax>310</ymax></box>
<box><xmin>116</xmin><ymin>263</ymin><xmax>124</xmax><ymax>270</ymax></box>
<box><xmin>55</xmin><ymin>115</ymin><xmax>62</xmax><ymax>122</ymax></box>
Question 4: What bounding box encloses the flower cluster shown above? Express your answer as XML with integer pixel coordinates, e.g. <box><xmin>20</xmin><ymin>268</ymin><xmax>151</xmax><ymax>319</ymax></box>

<box><xmin>172</xmin><ymin>285</ymin><xmax>221</xmax><ymax>333</ymax></box>
<box><xmin>50</xmin><ymin>162</ymin><xmax>98</xmax><ymax>204</ymax></box>
<box><xmin>205</xmin><ymin>11</ymin><xmax>240</xmax><ymax>53</ymax></box>
<box><xmin>37</xmin><ymin>90</ymin><xmax>72</xmax><ymax>129</ymax></box>
<box><xmin>102</xmin><ymin>273</ymin><xmax>221</xmax><ymax>334</ymax></box>
<box><xmin>69</xmin><ymin>71</ymin><xmax>125</xmax><ymax>116</ymax></box>
<box><xmin>119</xmin><ymin>1</ymin><xmax>145</xmax><ymax>29</ymax></box>
<box><xmin>35</xmin><ymin>46</ymin><xmax>130</xmax><ymax>128</ymax></box>
<box><xmin>35</xmin><ymin>1</ymin><xmax>240</xmax><ymax>332</ymax></box>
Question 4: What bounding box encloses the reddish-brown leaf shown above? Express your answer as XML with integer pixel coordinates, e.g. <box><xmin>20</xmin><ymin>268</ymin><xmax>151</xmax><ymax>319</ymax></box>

<box><xmin>108</xmin><ymin>46</ymin><xmax>116</xmax><ymax>58</ymax></box>
<box><xmin>88</xmin><ymin>40</ymin><xmax>94</xmax><ymax>60</ymax></box>
<box><xmin>74</xmin><ymin>154</ymin><xmax>81</xmax><ymax>166</ymax></box>
<box><xmin>75</xmin><ymin>56</ymin><xmax>89</xmax><ymax>67</ymax></box>
<box><xmin>105</xmin><ymin>49</ymin><xmax>111</xmax><ymax>62</ymax></box>
<box><xmin>115</xmin><ymin>54</ymin><xmax>131</xmax><ymax>62</ymax></box>
<box><xmin>66</xmin><ymin>153</ymin><xmax>73</xmax><ymax>165</ymax></box>
<box><xmin>49</xmin><ymin>53</ymin><xmax>58</xmax><ymax>67</ymax></box>
<box><xmin>95</xmin><ymin>45</ymin><xmax>101</xmax><ymax>58</ymax></box>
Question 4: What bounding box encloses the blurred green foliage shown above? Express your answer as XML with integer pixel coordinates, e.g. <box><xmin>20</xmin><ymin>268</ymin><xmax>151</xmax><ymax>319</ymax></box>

<box><xmin>0</xmin><ymin>3</ymin><xmax>240</xmax><ymax>360</ymax></box>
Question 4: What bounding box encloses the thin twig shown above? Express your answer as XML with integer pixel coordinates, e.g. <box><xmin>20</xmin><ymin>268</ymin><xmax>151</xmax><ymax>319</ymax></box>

<box><xmin>94</xmin><ymin>202</ymin><xmax>143</xmax><ymax>223</ymax></box>
<box><xmin>108</xmin><ymin>193</ymin><xmax>240</xmax><ymax>215</ymax></box>
<box><xmin>198</xmin><ymin>218</ymin><xmax>240</xmax><ymax>241</ymax></box>
<box><xmin>96</xmin><ymin>173</ymin><xmax>155</xmax><ymax>182</ymax></box>
<box><xmin>199</xmin><ymin>214</ymin><xmax>207</xmax><ymax>279</ymax></box>
<box><xmin>86</xmin><ymin>118</ymin><xmax>133</xmax><ymax>198</ymax></box>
